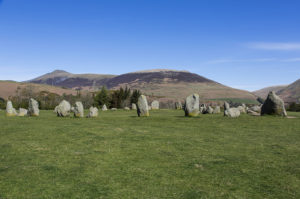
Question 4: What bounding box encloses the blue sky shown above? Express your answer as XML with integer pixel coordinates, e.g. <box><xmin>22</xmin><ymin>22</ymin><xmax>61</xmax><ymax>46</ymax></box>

<box><xmin>0</xmin><ymin>0</ymin><xmax>299</xmax><ymax>91</ymax></box>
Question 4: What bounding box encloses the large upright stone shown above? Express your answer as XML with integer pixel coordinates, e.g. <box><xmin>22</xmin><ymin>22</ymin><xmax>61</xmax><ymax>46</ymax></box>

<box><xmin>6</xmin><ymin>101</ymin><xmax>17</xmax><ymax>116</ymax></box>
<box><xmin>175</xmin><ymin>101</ymin><xmax>182</xmax><ymax>110</ymax></box>
<box><xmin>137</xmin><ymin>95</ymin><xmax>149</xmax><ymax>117</ymax></box>
<box><xmin>151</xmin><ymin>100</ymin><xmax>159</xmax><ymax>110</ymax></box>
<box><xmin>261</xmin><ymin>91</ymin><xmax>287</xmax><ymax>117</ymax></box>
<box><xmin>28</xmin><ymin>98</ymin><xmax>39</xmax><ymax>116</ymax></box>
<box><xmin>102</xmin><ymin>104</ymin><xmax>108</xmax><ymax>111</ymax></box>
<box><xmin>224</xmin><ymin>102</ymin><xmax>240</xmax><ymax>118</ymax></box>
<box><xmin>87</xmin><ymin>106</ymin><xmax>98</xmax><ymax>118</ymax></box>
<box><xmin>184</xmin><ymin>94</ymin><xmax>199</xmax><ymax>117</ymax></box>
<box><xmin>18</xmin><ymin>108</ymin><xmax>28</xmax><ymax>116</ymax></box>
<box><xmin>56</xmin><ymin>100</ymin><xmax>71</xmax><ymax>117</ymax></box>
<box><xmin>72</xmin><ymin>101</ymin><xmax>84</xmax><ymax>117</ymax></box>
<box><xmin>132</xmin><ymin>103</ymin><xmax>137</xmax><ymax>110</ymax></box>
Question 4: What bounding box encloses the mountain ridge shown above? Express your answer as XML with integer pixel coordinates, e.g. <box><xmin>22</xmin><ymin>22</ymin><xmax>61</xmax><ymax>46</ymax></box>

<box><xmin>25</xmin><ymin>69</ymin><xmax>257</xmax><ymax>102</ymax></box>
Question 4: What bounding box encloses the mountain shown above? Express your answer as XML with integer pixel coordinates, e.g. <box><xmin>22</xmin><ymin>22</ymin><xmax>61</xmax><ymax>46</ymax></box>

<box><xmin>27</xmin><ymin>69</ymin><xmax>257</xmax><ymax>102</ymax></box>
<box><xmin>253</xmin><ymin>85</ymin><xmax>287</xmax><ymax>99</ymax></box>
<box><xmin>0</xmin><ymin>81</ymin><xmax>76</xmax><ymax>100</ymax></box>
<box><xmin>277</xmin><ymin>79</ymin><xmax>300</xmax><ymax>103</ymax></box>
<box><xmin>28</xmin><ymin>70</ymin><xmax>116</xmax><ymax>89</ymax></box>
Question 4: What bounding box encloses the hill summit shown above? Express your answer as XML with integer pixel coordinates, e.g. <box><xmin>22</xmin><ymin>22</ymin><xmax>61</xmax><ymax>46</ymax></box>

<box><xmin>26</xmin><ymin>69</ymin><xmax>257</xmax><ymax>102</ymax></box>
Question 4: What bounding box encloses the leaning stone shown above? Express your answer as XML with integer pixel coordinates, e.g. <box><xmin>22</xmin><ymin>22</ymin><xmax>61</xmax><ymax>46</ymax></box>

<box><xmin>151</xmin><ymin>100</ymin><xmax>159</xmax><ymax>110</ymax></box>
<box><xmin>28</xmin><ymin>98</ymin><xmax>39</xmax><ymax>116</ymax></box>
<box><xmin>56</xmin><ymin>100</ymin><xmax>71</xmax><ymax>117</ymax></box>
<box><xmin>213</xmin><ymin>106</ymin><xmax>221</xmax><ymax>114</ymax></box>
<box><xmin>72</xmin><ymin>101</ymin><xmax>84</xmax><ymax>117</ymax></box>
<box><xmin>18</xmin><ymin>108</ymin><xmax>28</xmax><ymax>116</ymax></box>
<box><xmin>6</xmin><ymin>101</ymin><xmax>17</xmax><ymax>116</ymax></box>
<box><xmin>87</xmin><ymin>106</ymin><xmax>98</xmax><ymax>118</ymax></box>
<box><xmin>102</xmin><ymin>104</ymin><xmax>108</xmax><ymax>111</ymax></box>
<box><xmin>261</xmin><ymin>91</ymin><xmax>287</xmax><ymax>117</ymax></box>
<box><xmin>184</xmin><ymin>94</ymin><xmax>200</xmax><ymax>117</ymax></box>
<box><xmin>132</xmin><ymin>103</ymin><xmax>137</xmax><ymax>110</ymax></box>
<box><xmin>224</xmin><ymin>102</ymin><xmax>240</xmax><ymax>118</ymax></box>
<box><xmin>137</xmin><ymin>95</ymin><xmax>149</xmax><ymax>117</ymax></box>
<box><xmin>247</xmin><ymin>110</ymin><xmax>260</xmax><ymax>116</ymax></box>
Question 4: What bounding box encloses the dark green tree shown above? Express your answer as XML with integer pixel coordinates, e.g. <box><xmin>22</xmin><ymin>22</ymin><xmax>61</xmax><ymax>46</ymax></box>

<box><xmin>94</xmin><ymin>86</ymin><xmax>110</xmax><ymax>108</ymax></box>
<box><xmin>130</xmin><ymin>89</ymin><xmax>141</xmax><ymax>104</ymax></box>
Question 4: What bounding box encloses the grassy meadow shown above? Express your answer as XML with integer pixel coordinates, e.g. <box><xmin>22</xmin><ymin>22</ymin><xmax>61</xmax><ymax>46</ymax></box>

<box><xmin>0</xmin><ymin>109</ymin><xmax>300</xmax><ymax>199</ymax></box>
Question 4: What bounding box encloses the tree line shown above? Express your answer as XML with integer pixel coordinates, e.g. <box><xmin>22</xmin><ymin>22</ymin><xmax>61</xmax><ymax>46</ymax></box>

<box><xmin>0</xmin><ymin>85</ymin><xmax>141</xmax><ymax>110</ymax></box>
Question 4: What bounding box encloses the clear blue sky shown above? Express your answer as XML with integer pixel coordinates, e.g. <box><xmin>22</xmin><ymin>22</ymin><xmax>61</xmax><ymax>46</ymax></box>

<box><xmin>0</xmin><ymin>0</ymin><xmax>299</xmax><ymax>91</ymax></box>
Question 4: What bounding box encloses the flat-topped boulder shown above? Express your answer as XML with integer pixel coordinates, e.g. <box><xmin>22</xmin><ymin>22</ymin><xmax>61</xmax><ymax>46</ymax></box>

<box><xmin>261</xmin><ymin>91</ymin><xmax>287</xmax><ymax>117</ymax></box>
<box><xmin>137</xmin><ymin>95</ymin><xmax>149</xmax><ymax>117</ymax></box>
<box><xmin>124</xmin><ymin>107</ymin><xmax>130</xmax><ymax>110</ymax></box>
<box><xmin>18</xmin><ymin>108</ymin><xmax>28</xmax><ymax>116</ymax></box>
<box><xmin>56</xmin><ymin>100</ymin><xmax>71</xmax><ymax>117</ymax></box>
<box><xmin>28</xmin><ymin>98</ymin><xmax>39</xmax><ymax>116</ymax></box>
<box><xmin>151</xmin><ymin>100</ymin><xmax>159</xmax><ymax>110</ymax></box>
<box><xmin>6</xmin><ymin>101</ymin><xmax>17</xmax><ymax>117</ymax></box>
<box><xmin>184</xmin><ymin>94</ymin><xmax>199</xmax><ymax>117</ymax></box>
<box><xmin>87</xmin><ymin>106</ymin><xmax>98</xmax><ymax>118</ymax></box>
<box><xmin>72</xmin><ymin>101</ymin><xmax>84</xmax><ymax>117</ymax></box>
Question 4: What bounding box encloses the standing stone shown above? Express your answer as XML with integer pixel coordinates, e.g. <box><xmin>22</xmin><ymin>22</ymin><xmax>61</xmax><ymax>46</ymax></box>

<box><xmin>175</xmin><ymin>101</ymin><xmax>182</xmax><ymax>110</ymax></box>
<box><xmin>261</xmin><ymin>91</ymin><xmax>287</xmax><ymax>117</ymax></box>
<box><xmin>137</xmin><ymin>95</ymin><xmax>149</xmax><ymax>117</ymax></box>
<box><xmin>102</xmin><ymin>104</ymin><xmax>108</xmax><ymax>111</ymax></box>
<box><xmin>72</xmin><ymin>101</ymin><xmax>84</xmax><ymax>117</ymax></box>
<box><xmin>18</xmin><ymin>108</ymin><xmax>28</xmax><ymax>116</ymax></box>
<box><xmin>213</xmin><ymin>106</ymin><xmax>221</xmax><ymax>114</ymax></box>
<box><xmin>207</xmin><ymin>106</ymin><xmax>214</xmax><ymax>114</ymax></box>
<box><xmin>132</xmin><ymin>103</ymin><xmax>137</xmax><ymax>110</ymax></box>
<box><xmin>6</xmin><ymin>101</ymin><xmax>17</xmax><ymax>116</ymax></box>
<box><xmin>87</xmin><ymin>106</ymin><xmax>98</xmax><ymax>118</ymax></box>
<box><xmin>56</xmin><ymin>100</ymin><xmax>71</xmax><ymax>117</ymax></box>
<box><xmin>224</xmin><ymin>102</ymin><xmax>240</xmax><ymax>118</ymax></box>
<box><xmin>151</xmin><ymin>100</ymin><xmax>159</xmax><ymax>110</ymax></box>
<box><xmin>28</xmin><ymin>98</ymin><xmax>39</xmax><ymax>116</ymax></box>
<box><xmin>184</xmin><ymin>94</ymin><xmax>199</xmax><ymax>117</ymax></box>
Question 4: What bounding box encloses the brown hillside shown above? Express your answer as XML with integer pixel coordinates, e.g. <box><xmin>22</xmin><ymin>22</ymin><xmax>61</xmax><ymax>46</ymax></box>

<box><xmin>277</xmin><ymin>79</ymin><xmax>300</xmax><ymax>103</ymax></box>
<box><xmin>253</xmin><ymin>85</ymin><xmax>287</xmax><ymax>99</ymax></box>
<box><xmin>0</xmin><ymin>81</ymin><xmax>76</xmax><ymax>99</ymax></box>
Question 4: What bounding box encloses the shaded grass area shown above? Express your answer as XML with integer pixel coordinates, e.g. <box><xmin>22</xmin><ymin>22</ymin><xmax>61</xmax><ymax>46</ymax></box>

<box><xmin>0</xmin><ymin>110</ymin><xmax>300</xmax><ymax>198</ymax></box>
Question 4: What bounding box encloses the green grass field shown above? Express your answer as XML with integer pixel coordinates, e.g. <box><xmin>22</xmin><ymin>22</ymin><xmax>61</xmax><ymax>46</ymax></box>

<box><xmin>0</xmin><ymin>110</ymin><xmax>300</xmax><ymax>199</ymax></box>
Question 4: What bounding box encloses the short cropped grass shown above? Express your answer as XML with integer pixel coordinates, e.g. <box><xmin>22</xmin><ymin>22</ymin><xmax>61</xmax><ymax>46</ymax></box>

<box><xmin>0</xmin><ymin>110</ymin><xmax>300</xmax><ymax>199</ymax></box>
